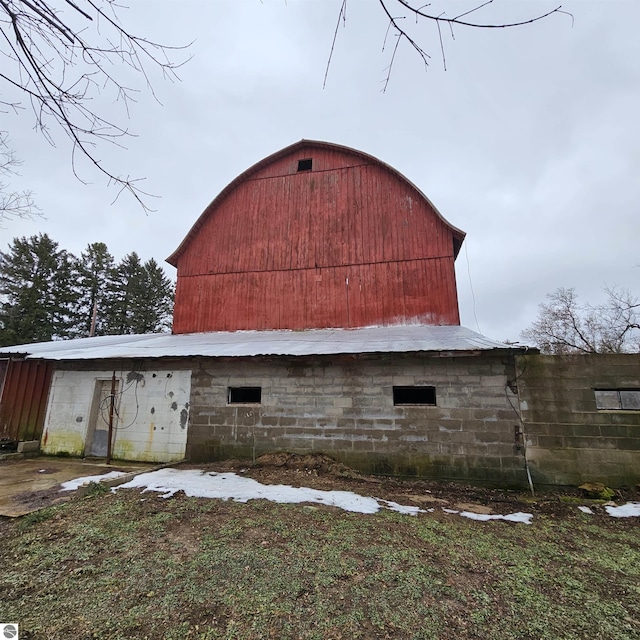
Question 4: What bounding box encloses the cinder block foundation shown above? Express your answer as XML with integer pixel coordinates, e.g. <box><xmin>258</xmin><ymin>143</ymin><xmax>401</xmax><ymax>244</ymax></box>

<box><xmin>188</xmin><ymin>353</ymin><xmax>528</xmax><ymax>486</ymax></box>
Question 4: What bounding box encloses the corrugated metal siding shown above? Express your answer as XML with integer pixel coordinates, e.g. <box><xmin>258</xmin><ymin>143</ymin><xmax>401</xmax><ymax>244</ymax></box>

<box><xmin>0</xmin><ymin>359</ymin><xmax>53</xmax><ymax>441</ymax></box>
<box><xmin>173</xmin><ymin>146</ymin><xmax>460</xmax><ymax>333</ymax></box>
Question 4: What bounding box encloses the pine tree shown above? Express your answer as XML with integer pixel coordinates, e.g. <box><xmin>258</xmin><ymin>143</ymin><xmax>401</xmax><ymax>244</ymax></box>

<box><xmin>138</xmin><ymin>258</ymin><xmax>174</xmax><ymax>333</ymax></box>
<box><xmin>107</xmin><ymin>254</ymin><xmax>174</xmax><ymax>334</ymax></box>
<box><xmin>107</xmin><ymin>252</ymin><xmax>145</xmax><ymax>335</ymax></box>
<box><xmin>0</xmin><ymin>238</ymin><xmax>174</xmax><ymax>344</ymax></box>
<box><xmin>76</xmin><ymin>242</ymin><xmax>117</xmax><ymax>337</ymax></box>
<box><xmin>0</xmin><ymin>234</ymin><xmax>79</xmax><ymax>345</ymax></box>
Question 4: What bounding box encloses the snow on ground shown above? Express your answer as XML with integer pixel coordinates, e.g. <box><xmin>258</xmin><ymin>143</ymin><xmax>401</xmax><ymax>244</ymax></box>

<box><xmin>115</xmin><ymin>469</ymin><xmax>389</xmax><ymax>515</ymax></box>
<box><xmin>58</xmin><ymin>469</ymin><xmax>640</xmax><ymax>522</ymax></box>
<box><xmin>605</xmin><ymin>502</ymin><xmax>640</xmax><ymax>518</ymax></box>
<box><xmin>441</xmin><ymin>507</ymin><xmax>532</xmax><ymax>524</ymax></box>
<box><xmin>59</xmin><ymin>471</ymin><xmax>128</xmax><ymax>491</ymax></box>
<box><xmin>111</xmin><ymin>468</ymin><xmax>532</xmax><ymax>522</ymax></box>
<box><xmin>458</xmin><ymin>511</ymin><xmax>533</xmax><ymax>524</ymax></box>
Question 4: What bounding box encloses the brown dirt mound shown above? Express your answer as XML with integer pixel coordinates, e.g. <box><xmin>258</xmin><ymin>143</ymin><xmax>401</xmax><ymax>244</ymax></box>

<box><xmin>253</xmin><ymin>452</ymin><xmax>358</xmax><ymax>476</ymax></box>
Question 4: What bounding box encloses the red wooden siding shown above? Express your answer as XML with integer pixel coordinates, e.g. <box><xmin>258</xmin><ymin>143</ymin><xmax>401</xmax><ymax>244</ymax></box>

<box><xmin>0</xmin><ymin>359</ymin><xmax>53</xmax><ymax>441</ymax></box>
<box><xmin>170</xmin><ymin>141</ymin><xmax>464</xmax><ymax>333</ymax></box>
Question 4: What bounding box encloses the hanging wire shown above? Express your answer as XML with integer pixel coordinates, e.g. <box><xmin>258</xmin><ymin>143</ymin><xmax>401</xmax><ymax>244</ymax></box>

<box><xmin>464</xmin><ymin>241</ymin><xmax>481</xmax><ymax>334</ymax></box>
<box><xmin>98</xmin><ymin>372</ymin><xmax>141</xmax><ymax>430</ymax></box>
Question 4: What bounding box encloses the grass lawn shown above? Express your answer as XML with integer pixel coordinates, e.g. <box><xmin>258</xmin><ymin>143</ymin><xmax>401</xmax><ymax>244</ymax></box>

<box><xmin>1</xmin><ymin>469</ymin><xmax>639</xmax><ymax>640</ymax></box>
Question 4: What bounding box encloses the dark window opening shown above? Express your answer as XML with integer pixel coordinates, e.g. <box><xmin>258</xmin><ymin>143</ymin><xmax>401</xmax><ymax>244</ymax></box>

<box><xmin>595</xmin><ymin>389</ymin><xmax>640</xmax><ymax>411</ymax></box>
<box><xmin>228</xmin><ymin>387</ymin><xmax>262</xmax><ymax>404</ymax></box>
<box><xmin>297</xmin><ymin>158</ymin><xmax>313</xmax><ymax>172</ymax></box>
<box><xmin>393</xmin><ymin>386</ymin><xmax>436</xmax><ymax>406</ymax></box>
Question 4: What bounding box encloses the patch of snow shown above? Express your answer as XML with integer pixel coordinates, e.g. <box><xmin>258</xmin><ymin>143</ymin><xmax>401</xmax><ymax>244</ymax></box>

<box><xmin>60</xmin><ymin>471</ymin><xmax>128</xmax><ymax>492</ymax></box>
<box><xmin>459</xmin><ymin>511</ymin><xmax>533</xmax><ymax>525</ymax></box>
<box><xmin>578</xmin><ymin>506</ymin><xmax>594</xmax><ymax>514</ymax></box>
<box><xmin>441</xmin><ymin>506</ymin><xmax>532</xmax><ymax>524</ymax></box>
<box><xmin>378</xmin><ymin>499</ymin><xmax>425</xmax><ymax>516</ymax></box>
<box><xmin>115</xmin><ymin>469</ymin><xmax>388</xmax><ymax>514</ymax></box>
<box><xmin>105</xmin><ymin>469</ymin><xmax>534</xmax><ymax>524</ymax></box>
<box><xmin>604</xmin><ymin>502</ymin><xmax>640</xmax><ymax>518</ymax></box>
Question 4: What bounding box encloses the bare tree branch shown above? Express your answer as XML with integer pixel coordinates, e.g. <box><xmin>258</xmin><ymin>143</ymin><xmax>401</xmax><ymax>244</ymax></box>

<box><xmin>325</xmin><ymin>1</ymin><xmax>572</xmax><ymax>91</ymax></box>
<box><xmin>324</xmin><ymin>0</ymin><xmax>347</xmax><ymax>90</ymax></box>
<box><xmin>0</xmin><ymin>0</ymin><xmax>190</xmax><ymax>211</ymax></box>
<box><xmin>522</xmin><ymin>287</ymin><xmax>640</xmax><ymax>354</ymax></box>
<box><xmin>0</xmin><ymin>131</ymin><xmax>42</xmax><ymax>224</ymax></box>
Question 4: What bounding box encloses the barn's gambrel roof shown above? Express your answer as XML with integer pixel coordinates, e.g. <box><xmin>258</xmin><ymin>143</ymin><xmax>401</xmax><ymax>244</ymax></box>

<box><xmin>167</xmin><ymin>139</ymin><xmax>465</xmax><ymax>266</ymax></box>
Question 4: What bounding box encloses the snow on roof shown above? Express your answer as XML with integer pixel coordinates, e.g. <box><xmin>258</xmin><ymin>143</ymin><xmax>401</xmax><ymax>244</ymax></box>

<box><xmin>0</xmin><ymin>325</ymin><xmax>521</xmax><ymax>362</ymax></box>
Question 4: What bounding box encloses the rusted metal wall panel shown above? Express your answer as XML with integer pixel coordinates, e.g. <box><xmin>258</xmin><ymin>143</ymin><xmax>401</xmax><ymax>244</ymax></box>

<box><xmin>173</xmin><ymin>144</ymin><xmax>461</xmax><ymax>333</ymax></box>
<box><xmin>0</xmin><ymin>359</ymin><xmax>53</xmax><ymax>441</ymax></box>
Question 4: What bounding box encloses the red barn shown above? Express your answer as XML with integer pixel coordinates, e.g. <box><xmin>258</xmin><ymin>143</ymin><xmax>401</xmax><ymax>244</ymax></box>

<box><xmin>3</xmin><ymin>142</ymin><xmax>640</xmax><ymax>489</ymax></box>
<box><xmin>168</xmin><ymin>140</ymin><xmax>465</xmax><ymax>333</ymax></box>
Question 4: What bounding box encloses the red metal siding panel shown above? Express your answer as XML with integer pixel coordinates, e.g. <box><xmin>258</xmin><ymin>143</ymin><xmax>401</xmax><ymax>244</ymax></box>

<box><xmin>0</xmin><ymin>360</ymin><xmax>52</xmax><ymax>441</ymax></box>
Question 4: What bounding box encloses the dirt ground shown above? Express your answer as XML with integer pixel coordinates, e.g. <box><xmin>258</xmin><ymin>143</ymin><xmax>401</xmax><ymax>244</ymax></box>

<box><xmin>177</xmin><ymin>452</ymin><xmax>640</xmax><ymax>519</ymax></box>
<box><xmin>1</xmin><ymin>452</ymin><xmax>639</xmax><ymax>520</ymax></box>
<box><xmin>0</xmin><ymin>457</ymin><xmax>154</xmax><ymax>516</ymax></box>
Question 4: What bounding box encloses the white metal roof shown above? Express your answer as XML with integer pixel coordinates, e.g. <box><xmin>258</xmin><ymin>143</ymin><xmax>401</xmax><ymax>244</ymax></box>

<box><xmin>0</xmin><ymin>325</ymin><xmax>520</xmax><ymax>361</ymax></box>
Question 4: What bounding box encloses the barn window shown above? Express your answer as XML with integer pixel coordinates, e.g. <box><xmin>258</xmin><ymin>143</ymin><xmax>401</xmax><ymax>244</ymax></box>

<box><xmin>393</xmin><ymin>386</ymin><xmax>436</xmax><ymax>406</ymax></box>
<box><xmin>594</xmin><ymin>389</ymin><xmax>640</xmax><ymax>410</ymax></box>
<box><xmin>297</xmin><ymin>158</ymin><xmax>313</xmax><ymax>172</ymax></box>
<box><xmin>228</xmin><ymin>387</ymin><xmax>262</xmax><ymax>404</ymax></box>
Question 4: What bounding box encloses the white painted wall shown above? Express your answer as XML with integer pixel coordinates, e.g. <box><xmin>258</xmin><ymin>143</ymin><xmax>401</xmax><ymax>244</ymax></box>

<box><xmin>42</xmin><ymin>368</ymin><xmax>191</xmax><ymax>462</ymax></box>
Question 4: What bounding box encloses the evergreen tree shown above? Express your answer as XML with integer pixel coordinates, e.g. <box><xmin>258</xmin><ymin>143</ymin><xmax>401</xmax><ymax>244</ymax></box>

<box><xmin>107</xmin><ymin>252</ymin><xmax>145</xmax><ymax>335</ymax></box>
<box><xmin>0</xmin><ymin>234</ymin><xmax>79</xmax><ymax>346</ymax></box>
<box><xmin>76</xmin><ymin>242</ymin><xmax>117</xmax><ymax>337</ymax></box>
<box><xmin>0</xmin><ymin>238</ymin><xmax>174</xmax><ymax>344</ymax></box>
<box><xmin>106</xmin><ymin>253</ymin><xmax>174</xmax><ymax>334</ymax></box>
<box><xmin>135</xmin><ymin>258</ymin><xmax>174</xmax><ymax>333</ymax></box>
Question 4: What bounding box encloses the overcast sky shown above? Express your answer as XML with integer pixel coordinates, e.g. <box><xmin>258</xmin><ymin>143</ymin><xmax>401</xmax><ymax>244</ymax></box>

<box><xmin>2</xmin><ymin>1</ymin><xmax>639</xmax><ymax>342</ymax></box>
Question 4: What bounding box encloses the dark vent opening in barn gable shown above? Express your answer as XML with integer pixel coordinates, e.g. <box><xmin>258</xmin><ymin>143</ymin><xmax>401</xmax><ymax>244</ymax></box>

<box><xmin>297</xmin><ymin>158</ymin><xmax>312</xmax><ymax>172</ymax></box>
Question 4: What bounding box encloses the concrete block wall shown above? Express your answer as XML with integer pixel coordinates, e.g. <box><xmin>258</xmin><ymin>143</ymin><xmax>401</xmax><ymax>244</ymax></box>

<box><xmin>188</xmin><ymin>353</ymin><xmax>528</xmax><ymax>485</ymax></box>
<box><xmin>517</xmin><ymin>354</ymin><xmax>640</xmax><ymax>487</ymax></box>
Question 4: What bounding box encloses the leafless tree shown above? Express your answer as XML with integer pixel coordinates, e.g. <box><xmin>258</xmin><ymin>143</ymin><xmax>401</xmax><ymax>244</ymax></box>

<box><xmin>0</xmin><ymin>0</ymin><xmax>188</xmax><ymax>211</ymax></box>
<box><xmin>0</xmin><ymin>132</ymin><xmax>39</xmax><ymax>223</ymax></box>
<box><xmin>522</xmin><ymin>287</ymin><xmax>640</xmax><ymax>354</ymax></box>
<box><xmin>325</xmin><ymin>1</ymin><xmax>572</xmax><ymax>91</ymax></box>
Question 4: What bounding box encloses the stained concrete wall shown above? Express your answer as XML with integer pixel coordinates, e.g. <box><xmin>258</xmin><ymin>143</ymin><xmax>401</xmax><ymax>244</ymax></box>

<box><xmin>42</xmin><ymin>366</ymin><xmax>191</xmax><ymax>462</ymax></box>
<box><xmin>188</xmin><ymin>353</ymin><xmax>528</xmax><ymax>485</ymax></box>
<box><xmin>517</xmin><ymin>354</ymin><xmax>640</xmax><ymax>487</ymax></box>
